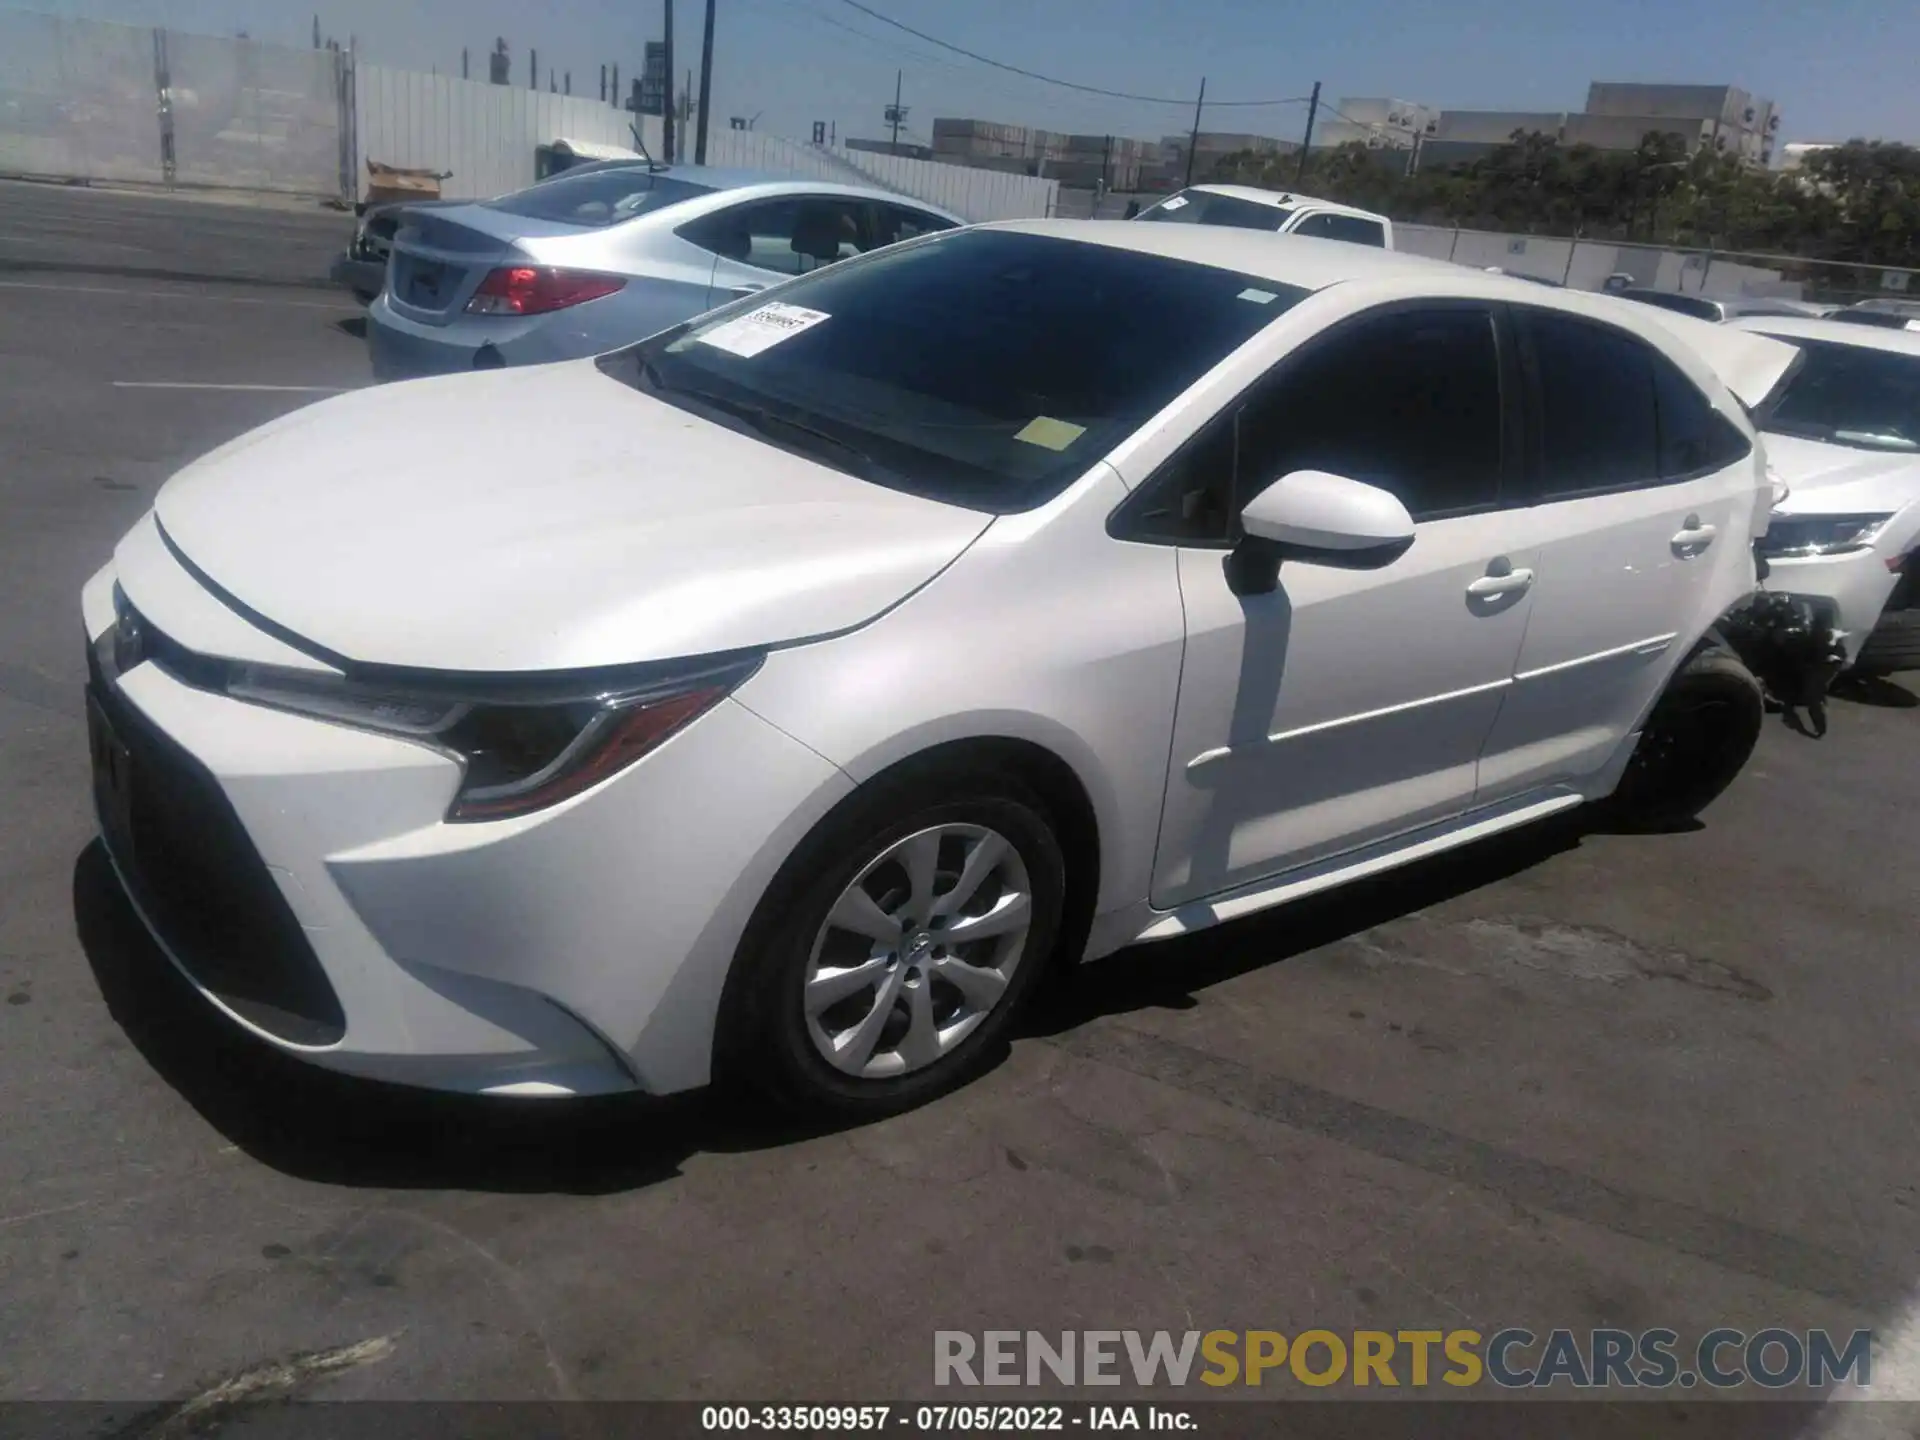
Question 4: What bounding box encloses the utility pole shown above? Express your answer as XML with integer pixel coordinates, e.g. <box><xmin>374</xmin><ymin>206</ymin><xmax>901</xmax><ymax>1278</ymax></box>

<box><xmin>600</xmin><ymin>64</ymin><xmax>606</xmax><ymax>101</ymax></box>
<box><xmin>461</xmin><ymin>47</ymin><xmax>469</xmax><ymax>79</ymax></box>
<box><xmin>695</xmin><ymin>0</ymin><xmax>715</xmax><ymax>164</ymax></box>
<box><xmin>1183</xmin><ymin>77</ymin><xmax>1205</xmax><ymax>187</ymax></box>
<box><xmin>1101</xmin><ymin>133</ymin><xmax>1112</xmax><ymax>193</ymax></box>
<box><xmin>529</xmin><ymin>48</ymin><xmax>536</xmax><ymax>89</ymax></box>
<box><xmin>1295</xmin><ymin>80</ymin><xmax>1320</xmax><ymax>184</ymax></box>
<box><xmin>661</xmin><ymin>0</ymin><xmax>675</xmax><ymax>162</ymax></box>
<box><xmin>564</xmin><ymin>70</ymin><xmax>570</xmax><ymax>95</ymax></box>
<box><xmin>611</xmin><ymin>62</ymin><xmax>619</xmax><ymax>107</ymax></box>
<box><xmin>1405</xmin><ymin>127</ymin><xmax>1422</xmax><ymax>178</ymax></box>
<box><xmin>886</xmin><ymin>69</ymin><xmax>905</xmax><ymax>154</ymax></box>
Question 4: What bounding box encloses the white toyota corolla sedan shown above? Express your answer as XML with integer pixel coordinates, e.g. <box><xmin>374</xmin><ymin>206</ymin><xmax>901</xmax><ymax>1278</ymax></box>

<box><xmin>82</xmin><ymin>221</ymin><xmax>1797</xmax><ymax>1117</ymax></box>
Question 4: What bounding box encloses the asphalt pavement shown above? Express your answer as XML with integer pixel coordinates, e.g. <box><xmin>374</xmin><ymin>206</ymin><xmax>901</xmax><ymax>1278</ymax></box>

<box><xmin>1</xmin><ymin>183</ymin><xmax>1916</xmax><ymax>1435</ymax></box>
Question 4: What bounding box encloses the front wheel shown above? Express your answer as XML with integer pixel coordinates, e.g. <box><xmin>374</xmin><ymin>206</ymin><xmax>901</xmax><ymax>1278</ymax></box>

<box><xmin>1606</xmin><ymin>646</ymin><xmax>1764</xmax><ymax>830</ymax></box>
<box><xmin>718</xmin><ymin>771</ymin><xmax>1066</xmax><ymax>1121</ymax></box>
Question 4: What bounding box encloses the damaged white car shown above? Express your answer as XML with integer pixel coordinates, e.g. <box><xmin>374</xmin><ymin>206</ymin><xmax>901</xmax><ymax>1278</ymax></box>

<box><xmin>1729</xmin><ymin>317</ymin><xmax>1920</xmax><ymax>680</ymax></box>
<box><xmin>82</xmin><ymin>223</ymin><xmax>1806</xmax><ymax>1117</ymax></box>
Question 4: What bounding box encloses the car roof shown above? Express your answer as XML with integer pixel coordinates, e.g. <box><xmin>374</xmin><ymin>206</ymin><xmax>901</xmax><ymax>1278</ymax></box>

<box><xmin>488</xmin><ymin>162</ymin><xmax>966</xmax><ymax>222</ymax></box>
<box><xmin>980</xmin><ymin>218</ymin><xmax>1457</xmax><ymax>289</ymax></box>
<box><xmin>1186</xmin><ymin>184</ymin><xmax>1389</xmax><ymax>223</ymax></box>
<box><xmin>1730</xmin><ymin>315</ymin><xmax>1920</xmax><ymax>356</ymax></box>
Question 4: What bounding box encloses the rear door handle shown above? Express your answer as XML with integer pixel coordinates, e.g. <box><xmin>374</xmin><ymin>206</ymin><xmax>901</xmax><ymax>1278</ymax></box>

<box><xmin>1672</xmin><ymin>515</ymin><xmax>1718</xmax><ymax>554</ymax></box>
<box><xmin>727</xmin><ymin>282</ymin><xmax>770</xmax><ymax>298</ymax></box>
<box><xmin>1466</xmin><ymin>568</ymin><xmax>1535</xmax><ymax>598</ymax></box>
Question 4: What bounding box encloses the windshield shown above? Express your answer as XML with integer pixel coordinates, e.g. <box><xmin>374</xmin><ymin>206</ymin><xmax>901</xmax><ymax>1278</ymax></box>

<box><xmin>1757</xmin><ymin>337</ymin><xmax>1920</xmax><ymax>451</ymax></box>
<box><xmin>1136</xmin><ymin>189</ymin><xmax>1293</xmax><ymax>232</ymax></box>
<box><xmin>601</xmin><ymin>229</ymin><xmax>1308</xmax><ymax>512</ymax></box>
<box><xmin>486</xmin><ymin>170</ymin><xmax>715</xmax><ymax>227</ymax></box>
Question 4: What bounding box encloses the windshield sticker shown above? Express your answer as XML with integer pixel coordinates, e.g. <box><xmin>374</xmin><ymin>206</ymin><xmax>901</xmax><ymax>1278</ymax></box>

<box><xmin>1013</xmin><ymin>416</ymin><xmax>1087</xmax><ymax>452</ymax></box>
<box><xmin>1160</xmin><ymin>195</ymin><xmax>1189</xmax><ymax>211</ymax></box>
<box><xmin>694</xmin><ymin>302</ymin><xmax>830</xmax><ymax>358</ymax></box>
<box><xmin>1238</xmin><ymin>288</ymin><xmax>1279</xmax><ymax>304</ymax></box>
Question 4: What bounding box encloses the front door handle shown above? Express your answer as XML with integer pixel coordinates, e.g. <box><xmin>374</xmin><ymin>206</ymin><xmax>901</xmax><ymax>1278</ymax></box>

<box><xmin>1466</xmin><ymin>568</ymin><xmax>1535</xmax><ymax>598</ymax></box>
<box><xmin>1672</xmin><ymin>515</ymin><xmax>1718</xmax><ymax>554</ymax></box>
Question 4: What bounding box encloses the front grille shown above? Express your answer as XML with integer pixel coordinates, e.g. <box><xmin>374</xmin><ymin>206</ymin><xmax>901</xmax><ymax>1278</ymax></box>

<box><xmin>88</xmin><ymin>636</ymin><xmax>346</xmax><ymax>1047</ymax></box>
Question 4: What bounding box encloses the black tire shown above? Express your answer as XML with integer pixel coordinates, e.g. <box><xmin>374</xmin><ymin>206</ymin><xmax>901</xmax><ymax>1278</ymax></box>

<box><xmin>715</xmin><ymin>766</ymin><xmax>1067</xmax><ymax>1122</ymax></box>
<box><xmin>1606</xmin><ymin>645</ymin><xmax>1764</xmax><ymax>830</ymax></box>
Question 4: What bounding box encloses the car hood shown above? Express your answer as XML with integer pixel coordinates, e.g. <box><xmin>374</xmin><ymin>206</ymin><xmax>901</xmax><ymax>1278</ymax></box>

<box><xmin>1760</xmin><ymin>432</ymin><xmax>1920</xmax><ymax>517</ymax></box>
<box><xmin>152</xmin><ymin>362</ymin><xmax>994</xmax><ymax>673</ymax></box>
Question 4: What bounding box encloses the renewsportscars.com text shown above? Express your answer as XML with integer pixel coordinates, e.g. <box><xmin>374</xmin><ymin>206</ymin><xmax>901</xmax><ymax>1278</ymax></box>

<box><xmin>933</xmin><ymin>1328</ymin><xmax>1874</xmax><ymax>1390</ymax></box>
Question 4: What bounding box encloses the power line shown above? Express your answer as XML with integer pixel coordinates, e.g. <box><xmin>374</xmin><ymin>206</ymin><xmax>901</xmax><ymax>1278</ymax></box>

<box><xmin>837</xmin><ymin>0</ymin><xmax>1309</xmax><ymax>108</ymax></box>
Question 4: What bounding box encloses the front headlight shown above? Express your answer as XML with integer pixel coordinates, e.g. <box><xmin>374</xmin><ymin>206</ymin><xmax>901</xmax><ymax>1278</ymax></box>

<box><xmin>225</xmin><ymin>654</ymin><xmax>761</xmax><ymax>822</ymax></box>
<box><xmin>1756</xmin><ymin>513</ymin><xmax>1893</xmax><ymax>558</ymax></box>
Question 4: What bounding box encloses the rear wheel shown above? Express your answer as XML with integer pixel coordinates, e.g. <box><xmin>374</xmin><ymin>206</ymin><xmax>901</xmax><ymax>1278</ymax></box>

<box><xmin>718</xmin><ymin>770</ymin><xmax>1066</xmax><ymax>1121</ymax></box>
<box><xmin>1606</xmin><ymin>646</ymin><xmax>1764</xmax><ymax>830</ymax></box>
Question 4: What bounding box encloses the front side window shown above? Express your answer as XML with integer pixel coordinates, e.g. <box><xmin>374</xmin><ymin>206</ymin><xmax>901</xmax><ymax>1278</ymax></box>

<box><xmin>601</xmin><ymin>229</ymin><xmax>1310</xmax><ymax>513</ymax></box>
<box><xmin>1521</xmin><ymin>310</ymin><xmax>1660</xmax><ymax>496</ymax></box>
<box><xmin>1234</xmin><ymin>307</ymin><xmax>1506</xmax><ymax>520</ymax></box>
<box><xmin>1756</xmin><ymin>338</ymin><xmax>1920</xmax><ymax>452</ymax></box>
<box><xmin>677</xmin><ymin>196</ymin><xmax>874</xmax><ymax>276</ymax></box>
<box><xmin>1135</xmin><ymin>189</ymin><xmax>1293</xmax><ymax>232</ymax></box>
<box><xmin>485</xmin><ymin>171</ymin><xmax>714</xmax><ymax>227</ymax></box>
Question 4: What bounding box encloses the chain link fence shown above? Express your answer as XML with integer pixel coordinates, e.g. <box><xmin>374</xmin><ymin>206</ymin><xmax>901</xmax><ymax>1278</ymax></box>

<box><xmin>0</xmin><ymin>11</ymin><xmax>346</xmax><ymax>199</ymax></box>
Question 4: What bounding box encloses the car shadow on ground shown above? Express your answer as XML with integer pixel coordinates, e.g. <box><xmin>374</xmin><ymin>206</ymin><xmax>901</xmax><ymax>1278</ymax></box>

<box><xmin>1829</xmin><ymin>673</ymin><xmax>1918</xmax><ymax>709</ymax></box>
<box><xmin>74</xmin><ymin>815</ymin><xmax>1599</xmax><ymax>1197</ymax></box>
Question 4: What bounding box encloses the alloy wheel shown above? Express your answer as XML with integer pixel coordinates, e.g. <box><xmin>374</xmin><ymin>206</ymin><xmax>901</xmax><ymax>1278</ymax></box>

<box><xmin>802</xmin><ymin>823</ymin><xmax>1034</xmax><ymax>1080</ymax></box>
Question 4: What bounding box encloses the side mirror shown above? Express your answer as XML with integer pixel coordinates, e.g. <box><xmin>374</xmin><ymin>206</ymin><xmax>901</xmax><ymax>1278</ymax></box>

<box><xmin>1227</xmin><ymin>470</ymin><xmax>1415</xmax><ymax>595</ymax></box>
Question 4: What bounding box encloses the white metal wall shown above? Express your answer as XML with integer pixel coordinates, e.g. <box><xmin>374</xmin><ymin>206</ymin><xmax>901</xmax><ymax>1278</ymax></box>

<box><xmin>698</xmin><ymin>130</ymin><xmax>1059</xmax><ymax>221</ymax></box>
<box><xmin>354</xmin><ymin>70</ymin><xmax>1058</xmax><ymax>221</ymax></box>
<box><xmin>354</xmin><ymin>66</ymin><xmax>664</xmax><ymax>202</ymax></box>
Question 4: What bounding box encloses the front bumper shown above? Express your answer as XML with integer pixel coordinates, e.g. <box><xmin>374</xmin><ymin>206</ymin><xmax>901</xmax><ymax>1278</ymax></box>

<box><xmin>81</xmin><ymin>555</ymin><xmax>855</xmax><ymax>1097</ymax></box>
<box><xmin>1762</xmin><ymin>544</ymin><xmax>1911</xmax><ymax>671</ymax></box>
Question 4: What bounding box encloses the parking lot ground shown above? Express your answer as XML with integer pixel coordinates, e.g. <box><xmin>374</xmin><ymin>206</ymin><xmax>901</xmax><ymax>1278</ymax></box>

<box><xmin>2</xmin><ymin>188</ymin><xmax>1918</xmax><ymax>1431</ymax></box>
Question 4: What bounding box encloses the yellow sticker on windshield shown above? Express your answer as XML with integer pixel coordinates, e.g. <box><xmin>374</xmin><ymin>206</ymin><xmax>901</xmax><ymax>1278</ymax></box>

<box><xmin>1014</xmin><ymin>416</ymin><xmax>1086</xmax><ymax>451</ymax></box>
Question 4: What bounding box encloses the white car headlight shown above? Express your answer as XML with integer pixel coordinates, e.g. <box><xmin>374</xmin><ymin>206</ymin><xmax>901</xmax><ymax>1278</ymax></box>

<box><xmin>224</xmin><ymin>654</ymin><xmax>761</xmax><ymax>822</ymax></box>
<box><xmin>1757</xmin><ymin>513</ymin><xmax>1894</xmax><ymax>559</ymax></box>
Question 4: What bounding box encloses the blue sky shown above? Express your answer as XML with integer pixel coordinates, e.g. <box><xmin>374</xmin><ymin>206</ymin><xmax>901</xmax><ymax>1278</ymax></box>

<box><xmin>32</xmin><ymin>0</ymin><xmax>1920</xmax><ymax>150</ymax></box>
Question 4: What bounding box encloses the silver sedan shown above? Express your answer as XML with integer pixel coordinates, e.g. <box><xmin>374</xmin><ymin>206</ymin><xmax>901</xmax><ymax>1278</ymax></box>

<box><xmin>366</xmin><ymin>164</ymin><xmax>963</xmax><ymax>381</ymax></box>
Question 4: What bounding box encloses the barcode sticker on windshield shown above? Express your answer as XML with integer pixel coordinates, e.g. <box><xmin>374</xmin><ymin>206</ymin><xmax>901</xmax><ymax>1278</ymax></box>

<box><xmin>1014</xmin><ymin>416</ymin><xmax>1086</xmax><ymax>451</ymax></box>
<box><xmin>1238</xmin><ymin>288</ymin><xmax>1278</xmax><ymax>304</ymax></box>
<box><xmin>695</xmin><ymin>302</ymin><xmax>830</xmax><ymax>358</ymax></box>
<box><xmin>1160</xmin><ymin>195</ymin><xmax>1188</xmax><ymax>211</ymax></box>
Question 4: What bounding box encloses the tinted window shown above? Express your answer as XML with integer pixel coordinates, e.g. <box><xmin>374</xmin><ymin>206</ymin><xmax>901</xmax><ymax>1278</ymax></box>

<box><xmin>604</xmin><ymin>230</ymin><xmax>1311</xmax><ymax>513</ymax></box>
<box><xmin>1622</xmin><ymin>290</ymin><xmax>1721</xmax><ymax>322</ymax></box>
<box><xmin>1523</xmin><ymin>310</ymin><xmax>1659</xmax><ymax>495</ymax></box>
<box><xmin>1136</xmin><ymin>189</ymin><xmax>1291</xmax><ymax>232</ymax></box>
<box><xmin>1235</xmin><ymin>307</ymin><xmax>1504</xmax><ymax>520</ymax></box>
<box><xmin>1291</xmin><ymin>211</ymin><xmax>1387</xmax><ymax>247</ymax></box>
<box><xmin>485</xmin><ymin>170</ymin><xmax>714</xmax><ymax>227</ymax></box>
<box><xmin>872</xmin><ymin>203</ymin><xmax>954</xmax><ymax>246</ymax></box>
<box><xmin>1652</xmin><ymin>354</ymin><xmax>1751</xmax><ymax>477</ymax></box>
<box><xmin>1758</xmin><ymin>338</ymin><xmax>1920</xmax><ymax>452</ymax></box>
<box><xmin>678</xmin><ymin>196</ymin><xmax>874</xmax><ymax>276</ymax></box>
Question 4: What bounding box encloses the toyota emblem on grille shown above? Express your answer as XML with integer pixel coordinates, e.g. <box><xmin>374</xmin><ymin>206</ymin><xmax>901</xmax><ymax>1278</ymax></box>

<box><xmin>113</xmin><ymin>603</ymin><xmax>146</xmax><ymax>674</ymax></box>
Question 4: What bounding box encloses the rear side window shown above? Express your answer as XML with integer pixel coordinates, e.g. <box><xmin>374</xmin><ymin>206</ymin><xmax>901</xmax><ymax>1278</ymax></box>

<box><xmin>1235</xmin><ymin>306</ymin><xmax>1505</xmax><ymax>520</ymax></box>
<box><xmin>1622</xmin><ymin>291</ymin><xmax>1720</xmax><ymax>322</ymax></box>
<box><xmin>1652</xmin><ymin>353</ymin><xmax>1752</xmax><ymax>477</ymax></box>
<box><xmin>486</xmin><ymin>171</ymin><xmax>714</xmax><ymax>226</ymax></box>
<box><xmin>1521</xmin><ymin>310</ymin><xmax>1659</xmax><ymax>497</ymax></box>
<box><xmin>871</xmin><ymin>203</ymin><xmax>954</xmax><ymax>246</ymax></box>
<box><xmin>1291</xmin><ymin>211</ymin><xmax>1387</xmax><ymax>247</ymax></box>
